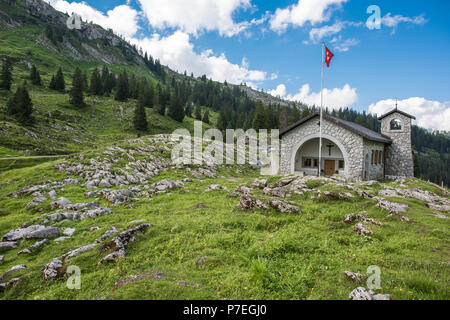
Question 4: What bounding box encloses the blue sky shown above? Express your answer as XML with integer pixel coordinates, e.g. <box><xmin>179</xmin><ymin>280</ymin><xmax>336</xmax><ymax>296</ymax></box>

<box><xmin>45</xmin><ymin>0</ymin><xmax>450</xmax><ymax>130</ymax></box>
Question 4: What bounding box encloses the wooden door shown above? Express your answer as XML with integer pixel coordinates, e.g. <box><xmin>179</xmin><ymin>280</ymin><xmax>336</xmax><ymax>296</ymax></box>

<box><xmin>324</xmin><ymin>160</ymin><xmax>335</xmax><ymax>176</ymax></box>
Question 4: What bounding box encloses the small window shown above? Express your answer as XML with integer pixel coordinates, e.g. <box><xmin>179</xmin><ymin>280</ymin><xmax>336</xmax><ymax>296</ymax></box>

<box><xmin>371</xmin><ymin>151</ymin><xmax>374</xmax><ymax>165</ymax></box>
<box><xmin>375</xmin><ymin>151</ymin><xmax>378</xmax><ymax>165</ymax></box>
<box><xmin>304</xmin><ymin>158</ymin><xmax>312</xmax><ymax>167</ymax></box>
<box><xmin>339</xmin><ymin>160</ymin><xmax>345</xmax><ymax>169</ymax></box>
<box><xmin>379</xmin><ymin>151</ymin><xmax>383</xmax><ymax>164</ymax></box>
<box><xmin>390</xmin><ymin>119</ymin><xmax>402</xmax><ymax>130</ymax></box>
<box><xmin>313</xmin><ymin>159</ymin><xmax>318</xmax><ymax>168</ymax></box>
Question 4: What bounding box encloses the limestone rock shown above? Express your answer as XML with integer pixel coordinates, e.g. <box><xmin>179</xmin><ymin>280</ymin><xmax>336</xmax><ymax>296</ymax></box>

<box><xmin>237</xmin><ymin>195</ymin><xmax>268</xmax><ymax>211</ymax></box>
<box><xmin>268</xmin><ymin>200</ymin><xmax>301</xmax><ymax>213</ymax></box>
<box><xmin>50</xmin><ymin>197</ymin><xmax>72</xmax><ymax>210</ymax></box>
<box><xmin>0</xmin><ymin>241</ymin><xmax>19</xmax><ymax>252</ymax></box>
<box><xmin>343</xmin><ymin>271</ymin><xmax>364</xmax><ymax>282</ymax></box>
<box><xmin>99</xmin><ymin>224</ymin><xmax>151</xmax><ymax>264</ymax></box>
<box><xmin>0</xmin><ymin>264</ymin><xmax>27</xmax><ymax>283</ymax></box>
<box><xmin>18</xmin><ymin>239</ymin><xmax>49</xmax><ymax>255</ymax></box>
<box><xmin>263</xmin><ymin>187</ymin><xmax>286</xmax><ymax>198</ymax></box>
<box><xmin>43</xmin><ymin>259</ymin><xmax>64</xmax><ymax>281</ymax></box>
<box><xmin>0</xmin><ymin>278</ymin><xmax>20</xmax><ymax>292</ymax></box>
<box><xmin>205</xmin><ymin>185</ymin><xmax>229</xmax><ymax>192</ymax></box>
<box><xmin>248</xmin><ymin>178</ymin><xmax>267</xmax><ymax>189</ymax></box>
<box><xmin>349</xmin><ymin>287</ymin><xmax>373</xmax><ymax>300</ymax></box>
<box><xmin>2</xmin><ymin>225</ymin><xmax>59</xmax><ymax>241</ymax></box>
<box><xmin>354</xmin><ymin>223</ymin><xmax>373</xmax><ymax>236</ymax></box>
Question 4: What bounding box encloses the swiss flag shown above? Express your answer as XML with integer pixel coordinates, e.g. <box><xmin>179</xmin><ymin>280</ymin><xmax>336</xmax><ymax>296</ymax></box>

<box><xmin>325</xmin><ymin>46</ymin><xmax>334</xmax><ymax>68</ymax></box>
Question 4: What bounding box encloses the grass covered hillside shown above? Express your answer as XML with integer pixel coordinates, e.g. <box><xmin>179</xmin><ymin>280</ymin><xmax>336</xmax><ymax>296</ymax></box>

<box><xmin>0</xmin><ymin>135</ymin><xmax>449</xmax><ymax>300</ymax></box>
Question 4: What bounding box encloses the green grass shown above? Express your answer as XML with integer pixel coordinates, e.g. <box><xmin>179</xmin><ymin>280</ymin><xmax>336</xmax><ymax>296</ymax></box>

<box><xmin>0</xmin><ymin>146</ymin><xmax>448</xmax><ymax>300</ymax></box>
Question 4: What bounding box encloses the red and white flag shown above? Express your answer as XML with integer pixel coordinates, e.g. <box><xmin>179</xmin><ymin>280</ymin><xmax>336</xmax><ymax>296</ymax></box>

<box><xmin>325</xmin><ymin>46</ymin><xmax>334</xmax><ymax>68</ymax></box>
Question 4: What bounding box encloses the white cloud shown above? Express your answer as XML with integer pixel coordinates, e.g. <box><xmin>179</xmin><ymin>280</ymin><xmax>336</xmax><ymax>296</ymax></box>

<box><xmin>268</xmin><ymin>84</ymin><xmax>287</xmax><ymax>98</ymax></box>
<box><xmin>130</xmin><ymin>31</ymin><xmax>267</xmax><ymax>84</ymax></box>
<box><xmin>44</xmin><ymin>0</ymin><xmax>140</xmax><ymax>38</ymax></box>
<box><xmin>334</xmin><ymin>38</ymin><xmax>359</xmax><ymax>52</ymax></box>
<box><xmin>269</xmin><ymin>83</ymin><xmax>358</xmax><ymax>109</ymax></box>
<box><xmin>369</xmin><ymin>98</ymin><xmax>450</xmax><ymax>131</ymax></box>
<box><xmin>137</xmin><ymin>0</ymin><xmax>251</xmax><ymax>37</ymax></box>
<box><xmin>269</xmin><ymin>0</ymin><xmax>348</xmax><ymax>33</ymax></box>
<box><xmin>366</xmin><ymin>13</ymin><xmax>427</xmax><ymax>33</ymax></box>
<box><xmin>307</xmin><ymin>20</ymin><xmax>362</xmax><ymax>43</ymax></box>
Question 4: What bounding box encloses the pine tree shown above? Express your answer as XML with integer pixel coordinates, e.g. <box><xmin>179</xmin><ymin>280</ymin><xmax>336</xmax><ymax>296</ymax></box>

<box><xmin>133</xmin><ymin>93</ymin><xmax>148</xmax><ymax>131</ymax></box>
<box><xmin>49</xmin><ymin>75</ymin><xmax>56</xmax><ymax>90</ymax></box>
<box><xmin>216</xmin><ymin>109</ymin><xmax>227</xmax><ymax>131</ymax></box>
<box><xmin>202</xmin><ymin>110</ymin><xmax>210</xmax><ymax>124</ymax></box>
<box><xmin>53</xmin><ymin>67</ymin><xmax>65</xmax><ymax>91</ymax></box>
<box><xmin>0</xmin><ymin>57</ymin><xmax>13</xmax><ymax>90</ymax></box>
<box><xmin>90</xmin><ymin>68</ymin><xmax>102</xmax><ymax>95</ymax></box>
<box><xmin>168</xmin><ymin>93</ymin><xmax>185</xmax><ymax>122</ymax></box>
<box><xmin>252</xmin><ymin>101</ymin><xmax>267</xmax><ymax>130</ymax></box>
<box><xmin>7</xmin><ymin>83</ymin><xmax>33</xmax><ymax>125</ymax></box>
<box><xmin>154</xmin><ymin>84</ymin><xmax>166</xmax><ymax>115</ymax></box>
<box><xmin>69</xmin><ymin>68</ymin><xmax>85</xmax><ymax>107</ymax></box>
<box><xmin>30</xmin><ymin>65</ymin><xmax>41</xmax><ymax>86</ymax></box>
<box><xmin>115</xmin><ymin>71</ymin><xmax>129</xmax><ymax>101</ymax></box>
<box><xmin>288</xmin><ymin>105</ymin><xmax>301</xmax><ymax>125</ymax></box>
<box><xmin>194</xmin><ymin>104</ymin><xmax>202</xmax><ymax>120</ymax></box>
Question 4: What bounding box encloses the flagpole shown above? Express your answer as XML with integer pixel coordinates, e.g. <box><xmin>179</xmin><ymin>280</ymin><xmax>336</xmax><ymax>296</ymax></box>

<box><xmin>318</xmin><ymin>42</ymin><xmax>324</xmax><ymax>177</ymax></box>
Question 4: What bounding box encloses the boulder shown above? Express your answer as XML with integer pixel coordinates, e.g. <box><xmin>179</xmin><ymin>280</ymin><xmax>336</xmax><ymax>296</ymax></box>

<box><xmin>0</xmin><ymin>278</ymin><xmax>20</xmax><ymax>292</ymax></box>
<box><xmin>62</xmin><ymin>228</ymin><xmax>75</xmax><ymax>236</ymax></box>
<box><xmin>249</xmin><ymin>178</ymin><xmax>267</xmax><ymax>189</ymax></box>
<box><xmin>263</xmin><ymin>187</ymin><xmax>286</xmax><ymax>198</ymax></box>
<box><xmin>50</xmin><ymin>197</ymin><xmax>72</xmax><ymax>210</ymax></box>
<box><xmin>48</xmin><ymin>190</ymin><xmax>57</xmax><ymax>199</ymax></box>
<box><xmin>205</xmin><ymin>185</ymin><xmax>229</xmax><ymax>192</ymax></box>
<box><xmin>238</xmin><ymin>195</ymin><xmax>268</xmax><ymax>211</ymax></box>
<box><xmin>268</xmin><ymin>200</ymin><xmax>301</xmax><ymax>213</ymax></box>
<box><xmin>2</xmin><ymin>225</ymin><xmax>59</xmax><ymax>241</ymax></box>
<box><xmin>43</xmin><ymin>259</ymin><xmax>64</xmax><ymax>281</ymax></box>
<box><xmin>343</xmin><ymin>271</ymin><xmax>364</xmax><ymax>282</ymax></box>
<box><xmin>354</xmin><ymin>223</ymin><xmax>373</xmax><ymax>236</ymax></box>
<box><xmin>79</xmin><ymin>207</ymin><xmax>112</xmax><ymax>220</ymax></box>
<box><xmin>0</xmin><ymin>241</ymin><xmax>19</xmax><ymax>252</ymax></box>
<box><xmin>349</xmin><ymin>287</ymin><xmax>373</xmax><ymax>300</ymax></box>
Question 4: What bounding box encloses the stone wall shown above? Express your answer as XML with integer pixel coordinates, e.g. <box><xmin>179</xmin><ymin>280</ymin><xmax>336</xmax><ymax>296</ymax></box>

<box><xmin>380</xmin><ymin>112</ymin><xmax>414</xmax><ymax>178</ymax></box>
<box><xmin>363</xmin><ymin>139</ymin><xmax>385</xmax><ymax>180</ymax></box>
<box><xmin>280</xmin><ymin>116</ymin><xmax>364</xmax><ymax>179</ymax></box>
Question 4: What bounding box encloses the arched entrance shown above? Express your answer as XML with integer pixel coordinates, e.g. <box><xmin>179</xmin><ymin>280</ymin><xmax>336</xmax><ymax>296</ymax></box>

<box><xmin>290</xmin><ymin>134</ymin><xmax>349</xmax><ymax>177</ymax></box>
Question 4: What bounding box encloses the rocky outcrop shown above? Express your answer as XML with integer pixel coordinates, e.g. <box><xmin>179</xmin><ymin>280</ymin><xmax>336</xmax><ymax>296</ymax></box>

<box><xmin>43</xmin><ymin>259</ymin><xmax>65</xmax><ymax>281</ymax></box>
<box><xmin>2</xmin><ymin>225</ymin><xmax>59</xmax><ymax>241</ymax></box>
<box><xmin>268</xmin><ymin>200</ymin><xmax>301</xmax><ymax>213</ymax></box>
<box><xmin>0</xmin><ymin>241</ymin><xmax>19</xmax><ymax>252</ymax></box>
<box><xmin>349</xmin><ymin>287</ymin><xmax>391</xmax><ymax>300</ymax></box>
<box><xmin>18</xmin><ymin>239</ymin><xmax>49</xmax><ymax>255</ymax></box>
<box><xmin>99</xmin><ymin>224</ymin><xmax>151</xmax><ymax>264</ymax></box>
<box><xmin>237</xmin><ymin>195</ymin><xmax>268</xmax><ymax>211</ymax></box>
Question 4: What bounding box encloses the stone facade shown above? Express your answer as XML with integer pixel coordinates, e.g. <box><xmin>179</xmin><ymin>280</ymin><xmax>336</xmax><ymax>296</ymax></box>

<box><xmin>380</xmin><ymin>112</ymin><xmax>414</xmax><ymax>178</ymax></box>
<box><xmin>280</xmin><ymin>116</ymin><xmax>364</xmax><ymax>179</ymax></box>
<box><xmin>363</xmin><ymin>139</ymin><xmax>385</xmax><ymax>181</ymax></box>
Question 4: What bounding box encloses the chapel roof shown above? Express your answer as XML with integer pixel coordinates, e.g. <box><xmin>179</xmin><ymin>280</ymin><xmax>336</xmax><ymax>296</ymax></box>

<box><xmin>279</xmin><ymin>112</ymin><xmax>393</xmax><ymax>144</ymax></box>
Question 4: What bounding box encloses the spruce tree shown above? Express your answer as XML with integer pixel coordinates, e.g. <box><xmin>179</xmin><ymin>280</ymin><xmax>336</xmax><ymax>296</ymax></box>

<box><xmin>90</xmin><ymin>68</ymin><xmax>102</xmax><ymax>95</ymax></box>
<box><xmin>115</xmin><ymin>71</ymin><xmax>129</xmax><ymax>101</ymax></box>
<box><xmin>252</xmin><ymin>101</ymin><xmax>267</xmax><ymax>130</ymax></box>
<box><xmin>0</xmin><ymin>57</ymin><xmax>13</xmax><ymax>90</ymax></box>
<box><xmin>202</xmin><ymin>110</ymin><xmax>210</xmax><ymax>124</ymax></box>
<box><xmin>288</xmin><ymin>105</ymin><xmax>301</xmax><ymax>125</ymax></box>
<box><xmin>133</xmin><ymin>93</ymin><xmax>148</xmax><ymax>131</ymax></box>
<box><xmin>49</xmin><ymin>75</ymin><xmax>56</xmax><ymax>90</ymax></box>
<box><xmin>30</xmin><ymin>65</ymin><xmax>41</xmax><ymax>86</ymax></box>
<box><xmin>69</xmin><ymin>68</ymin><xmax>85</xmax><ymax>107</ymax></box>
<box><xmin>168</xmin><ymin>93</ymin><xmax>184</xmax><ymax>122</ymax></box>
<box><xmin>7</xmin><ymin>83</ymin><xmax>33</xmax><ymax>125</ymax></box>
<box><xmin>154</xmin><ymin>84</ymin><xmax>166</xmax><ymax>115</ymax></box>
<box><xmin>54</xmin><ymin>67</ymin><xmax>65</xmax><ymax>92</ymax></box>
